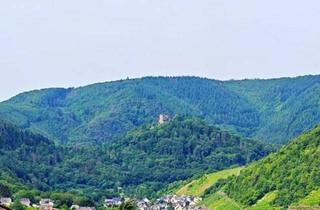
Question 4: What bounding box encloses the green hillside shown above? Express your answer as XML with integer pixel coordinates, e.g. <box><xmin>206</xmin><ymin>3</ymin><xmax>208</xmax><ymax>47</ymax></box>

<box><xmin>0</xmin><ymin>120</ymin><xmax>82</xmax><ymax>208</ymax></box>
<box><xmin>201</xmin><ymin>125</ymin><xmax>320</xmax><ymax>209</ymax></box>
<box><xmin>170</xmin><ymin>166</ymin><xmax>244</xmax><ymax>210</ymax></box>
<box><xmin>296</xmin><ymin>188</ymin><xmax>320</xmax><ymax>206</ymax></box>
<box><xmin>175</xmin><ymin>167</ymin><xmax>243</xmax><ymax>197</ymax></box>
<box><xmin>202</xmin><ymin>192</ymin><xmax>244</xmax><ymax>210</ymax></box>
<box><xmin>98</xmin><ymin>116</ymin><xmax>270</xmax><ymax>197</ymax></box>
<box><xmin>225</xmin><ymin>75</ymin><xmax>320</xmax><ymax>144</ymax></box>
<box><xmin>0</xmin><ymin>76</ymin><xmax>319</xmax><ymax>144</ymax></box>
<box><xmin>0</xmin><ymin>119</ymin><xmax>63</xmax><ymax>191</ymax></box>
<box><xmin>0</xmin><ymin>117</ymin><xmax>270</xmax><ymax>200</ymax></box>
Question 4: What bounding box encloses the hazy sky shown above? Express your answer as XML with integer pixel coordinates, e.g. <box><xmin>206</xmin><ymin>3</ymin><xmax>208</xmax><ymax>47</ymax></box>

<box><xmin>0</xmin><ymin>0</ymin><xmax>319</xmax><ymax>101</ymax></box>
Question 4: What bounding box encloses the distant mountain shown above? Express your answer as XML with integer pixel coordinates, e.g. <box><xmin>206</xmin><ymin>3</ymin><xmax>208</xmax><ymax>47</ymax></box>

<box><xmin>224</xmin><ymin>75</ymin><xmax>320</xmax><ymax>144</ymax></box>
<box><xmin>0</xmin><ymin>117</ymin><xmax>270</xmax><ymax>199</ymax></box>
<box><xmin>198</xmin><ymin>125</ymin><xmax>320</xmax><ymax>209</ymax></box>
<box><xmin>0</xmin><ymin>75</ymin><xmax>319</xmax><ymax>144</ymax></box>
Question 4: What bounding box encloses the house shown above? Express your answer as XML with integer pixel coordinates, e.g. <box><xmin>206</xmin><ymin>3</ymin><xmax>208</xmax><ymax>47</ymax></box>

<box><xmin>76</xmin><ymin>207</ymin><xmax>95</xmax><ymax>210</ymax></box>
<box><xmin>70</xmin><ymin>205</ymin><xmax>80</xmax><ymax>209</ymax></box>
<box><xmin>20</xmin><ymin>198</ymin><xmax>31</xmax><ymax>206</ymax></box>
<box><xmin>149</xmin><ymin>195</ymin><xmax>203</xmax><ymax>210</ymax></box>
<box><xmin>39</xmin><ymin>199</ymin><xmax>54</xmax><ymax>210</ymax></box>
<box><xmin>174</xmin><ymin>203</ymin><xmax>184</xmax><ymax>210</ymax></box>
<box><xmin>104</xmin><ymin>197</ymin><xmax>123</xmax><ymax>207</ymax></box>
<box><xmin>137</xmin><ymin>198</ymin><xmax>151</xmax><ymax>210</ymax></box>
<box><xmin>158</xmin><ymin>114</ymin><xmax>170</xmax><ymax>124</ymax></box>
<box><xmin>0</xmin><ymin>198</ymin><xmax>12</xmax><ymax>207</ymax></box>
<box><xmin>40</xmin><ymin>199</ymin><xmax>54</xmax><ymax>206</ymax></box>
<box><xmin>71</xmin><ymin>205</ymin><xmax>95</xmax><ymax>210</ymax></box>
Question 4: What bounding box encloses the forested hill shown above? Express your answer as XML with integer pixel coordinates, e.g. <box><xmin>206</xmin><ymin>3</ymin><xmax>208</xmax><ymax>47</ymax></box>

<box><xmin>0</xmin><ymin>120</ymin><xmax>62</xmax><ymax>191</ymax></box>
<box><xmin>0</xmin><ymin>117</ymin><xmax>271</xmax><ymax>200</ymax></box>
<box><xmin>104</xmin><ymin>116</ymin><xmax>270</xmax><ymax>196</ymax></box>
<box><xmin>0</xmin><ymin>75</ymin><xmax>319</xmax><ymax>144</ymax></box>
<box><xmin>203</xmin><ymin>124</ymin><xmax>320</xmax><ymax>209</ymax></box>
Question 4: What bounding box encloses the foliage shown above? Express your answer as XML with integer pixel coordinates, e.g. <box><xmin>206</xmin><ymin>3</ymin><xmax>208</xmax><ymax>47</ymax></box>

<box><xmin>10</xmin><ymin>200</ymin><xmax>26</xmax><ymax>210</ymax></box>
<box><xmin>0</xmin><ymin>183</ymin><xmax>11</xmax><ymax>197</ymax></box>
<box><xmin>201</xmin><ymin>192</ymin><xmax>243</xmax><ymax>210</ymax></box>
<box><xmin>175</xmin><ymin>167</ymin><xmax>243</xmax><ymax>197</ymax></box>
<box><xmin>204</xmin><ymin>125</ymin><xmax>320</xmax><ymax>208</ymax></box>
<box><xmin>0</xmin><ymin>117</ymin><xmax>270</xmax><ymax>200</ymax></box>
<box><xmin>225</xmin><ymin>75</ymin><xmax>320</xmax><ymax>144</ymax></box>
<box><xmin>247</xmin><ymin>192</ymin><xmax>282</xmax><ymax>210</ymax></box>
<box><xmin>119</xmin><ymin>199</ymin><xmax>137</xmax><ymax>210</ymax></box>
<box><xmin>0</xmin><ymin>76</ymin><xmax>318</xmax><ymax>145</ymax></box>
<box><xmin>296</xmin><ymin>188</ymin><xmax>320</xmax><ymax>206</ymax></box>
<box><xmin>102</xmin><ymin>116</ymin><xmax>269</xmax><ymax>197</ymax></box>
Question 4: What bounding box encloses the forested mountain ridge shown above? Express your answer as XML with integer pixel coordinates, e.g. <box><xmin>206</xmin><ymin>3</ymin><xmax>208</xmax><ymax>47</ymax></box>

<box><xmin>225</xmin><ymin>75</ymin><xmax>320</xmax><ymax>144</ymax></box>
<box><xmin>0</xmin><ymin>75</ymin><xmax>319</xmax><ymax>144</ymax></box>
<box><xmin>0</xmin><ymin>117</ymin><xmax>270</xmax><ymax>200</ymax></box>
<box><xmin>200</xmin><ymin>124</ymin><xmax>320</xmax><ymax>209</ymax></box>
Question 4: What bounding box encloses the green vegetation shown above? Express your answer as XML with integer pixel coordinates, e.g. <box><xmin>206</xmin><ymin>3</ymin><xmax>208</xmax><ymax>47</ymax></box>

<box><xmin>247</xmin><ymin>192</ymin><xmax>281</xmax><ymax>210</ymax></box>
<box><xmin>0</xmin><ymin>119</ymin><xmax>63</xmax><ymax>191</ymax></box>
<box><xmin>176</xmin><ymin>167</ymin><xmax>243</xmax><ymax>197</ymax></box>
<box><xmin>0</xmin><ymin>117</ymin><xmax>270</xmax><ymax>200</ymax></box>
<box><xmin>173</xmin><ymin>166</ymin><xmax>244</xmax><ymax>210</ymax></box>
<box><xmin>1</xmin><ymin>75</ymin><xmax>319</xmax><ymax>209</ymax></box>
<box><xmin>297</xmin><ymin>188</ymin><xmax>320</xmax><ymax>206</ymax></box>
<box><xmin>0</xmin><ymin>75</ymin><xmax>319</xmax><ymax>145</ymax></box>
<box><xmin>202</xmin><ymin>192</ymin><xmax>243</xmax><ymax>210</ymax></box>
<box><xmin>106</xmin><ymin>116</ymin><xmax>269</xmax><ymax>197</ymax></box>
<box><xmin>200</xmin><ymin>125</ymin><xmax>320</xmax><ymax>209</ymax></box>
<box><xmin>225</xmin><ymin>75</ymin><xmax>320</xmax><ymax>144</ymax></box>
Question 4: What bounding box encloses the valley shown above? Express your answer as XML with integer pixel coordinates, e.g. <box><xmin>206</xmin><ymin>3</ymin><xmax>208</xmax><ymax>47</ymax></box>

<box><xmin>0</xmin><ymin>76</ymin><xmax>319</xmax><ymax>210</ymax></box>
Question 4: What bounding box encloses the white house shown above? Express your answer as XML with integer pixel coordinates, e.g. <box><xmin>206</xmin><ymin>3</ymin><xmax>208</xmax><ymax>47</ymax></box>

<box><xmin>0</xmin><ymin>198</ymin><xmax>12</xmax><ymax>206</ymax></box>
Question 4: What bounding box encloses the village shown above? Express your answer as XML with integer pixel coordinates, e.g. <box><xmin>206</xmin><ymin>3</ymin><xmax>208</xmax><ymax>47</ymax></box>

<box><xmin>0</xmin><ymin>194</ymin><xmax>205</xmax><ymax>210</ymax></box>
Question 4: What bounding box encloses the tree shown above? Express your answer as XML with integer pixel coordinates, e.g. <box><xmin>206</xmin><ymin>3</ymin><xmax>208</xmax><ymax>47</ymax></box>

<box><xmin>10</xmin><ymin>201</ymin><xmax>25</xmax><ymax>210</ymax></box>
<box><xmin>0</xmin><ymin>183</ymin><xmax>11</xmax><ymax>197</ymax></box>
<box><xmin>119</xmin><ymin>199</ymin><xmax>137</xmax><ymax>210</ymax></box>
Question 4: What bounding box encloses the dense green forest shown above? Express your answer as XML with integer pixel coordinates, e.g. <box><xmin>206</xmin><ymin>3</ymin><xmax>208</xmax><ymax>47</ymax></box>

<box><xmin>0</xmin><ymin>119</ymin><xmax>62</xmax><ymax>190</ymax></box>
<box><xmin>0</xmin><ymin>120</ymin><xmax>91</xmax><ymax>208</ymax></box>
<box><xmin>202</xmin><ymin>125</ymin><xmax>320</xmax><ymax>209</ymax></box>
<box><xmin>0</xmin><ymin>75</ymin><xmax>319</xmax><ymax>145</ymax></box>
<box><xmin>0</xmin><ymin>117</ymin><xmax>270</xmax><ymax>203</ymax></box>
<box><xmin>104</xmin><ymin>116</ymin><xmax>270</xmax><ymax>197</ymax></box>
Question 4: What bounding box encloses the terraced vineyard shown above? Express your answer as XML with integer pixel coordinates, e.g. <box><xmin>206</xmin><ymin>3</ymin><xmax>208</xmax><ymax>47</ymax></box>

<box><xmin>176</xmin><ymin>167</ymin><xmax>243</xmax><ymax>197</ymax></box>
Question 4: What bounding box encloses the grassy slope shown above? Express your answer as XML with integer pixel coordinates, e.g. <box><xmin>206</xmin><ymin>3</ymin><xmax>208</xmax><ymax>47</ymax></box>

<box><xmin>196</xmin><ymin>125</ymin><xmax>320</xmax><ymax>210</ymax></box>
<box><xmin>175</xmin><ymin>126</ymin><xmax>320</xmax><ymax>210</ymax></box>
<box><xmin>177</xmin><ymin>169</ymin><xmax>280</xmax><ymax>210</ymax></box>
<box><xmin>202</xmin><ymin>192</ymin><xmax>243</xmax><ymax>210</ymax></box>
<box><xmin>294</xmin><ymin>188</ymin><xmax>320</xmax><ymax>207</ymax></box>
<box><xmin>223</xmin><ymin>125</ymin><xmax>320</xmax><ymax>207</ymax></box>
<box><xmin>202</xmin><ymin>191</ymin><xmax>282</xmax><ymax>210</ymax></box>
<box><xmin>173</xmin><ymin>167</ymin><xmax>244</xmax><ymax>210</ymax></box>
<box><xmin>176</xmin><ymin>167</ymin><xmax>243</xmax><ymax>197</ymax></box>
<box><xmin>247</xmin><ymin>192</ymin><xmax>281</xmax><ymax>210</ymax></box>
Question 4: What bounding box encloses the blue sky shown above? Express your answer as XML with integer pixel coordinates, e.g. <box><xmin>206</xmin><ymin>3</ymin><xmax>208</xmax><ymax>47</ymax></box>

<box><xmin>0</xmin><ymin>0</ymin><xmax>319</xmax><ymax>101</ymax></box>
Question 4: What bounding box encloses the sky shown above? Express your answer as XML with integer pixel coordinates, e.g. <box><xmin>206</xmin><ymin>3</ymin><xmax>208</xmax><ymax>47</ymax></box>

<box><xmin>0</xmin><ymin>0</ymin><xmax>319</xmax><ymax>101</ymax></box>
